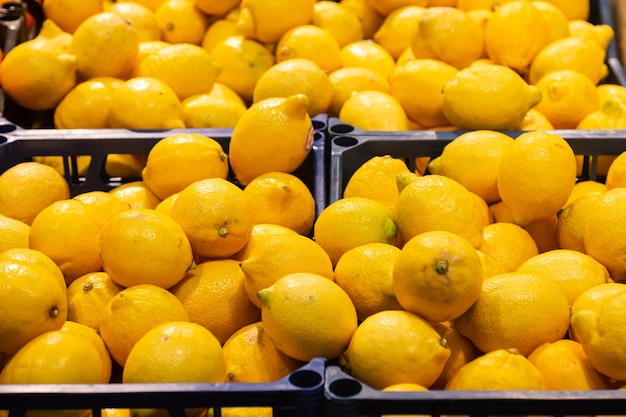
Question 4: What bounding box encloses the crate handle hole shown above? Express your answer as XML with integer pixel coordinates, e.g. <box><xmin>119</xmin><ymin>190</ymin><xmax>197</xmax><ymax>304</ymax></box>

<box><xmin>328</xmin><ymin>378</ymin><xmax>362</xmax><ymax>398</ymax></box>
<box><xmin>288</xmin><ymin>369</ymin><xmax>323</xmax><ymax>389</ymax></box>
<box><xmin>333</xmin><ymin>136</ymin><xmax>358</xmax><ymax>148</ymax></box>
<box><xmin>330</xmin><ymin>124</ymin><xmax>355</xmax><ymax>135</ymax></box>
<box><xmin>0</xmin><ymin>124</ymin><xmax>17</xmax><ymax>133</ymax></box>
<box><xmin>0</xmin><ymin>135</ymin><xmax>7</xmax><ymax>145</ymax></box>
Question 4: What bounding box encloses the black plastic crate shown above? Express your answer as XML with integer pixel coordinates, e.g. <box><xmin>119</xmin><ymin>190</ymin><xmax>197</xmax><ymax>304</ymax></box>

<box><xmin>0</xmin><ymin>358</ymin><xmax>325</xmax><ymax>417</ymax></box>
<box><xmin>325</xmin><ymin>365</ymin><xmax>626</xmax><ymax>417</ymax></box>
<box><xmin>329</xmin><ymin>131</ymin><xmax>626</xmax><ymax>204</ymax></box>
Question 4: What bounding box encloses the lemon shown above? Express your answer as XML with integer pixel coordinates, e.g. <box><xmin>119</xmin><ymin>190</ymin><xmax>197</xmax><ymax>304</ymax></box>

<box><xmin>106</xmin><ymin>1</ymin><xmax>161</xmax><ymax>42</ymax></box>
<box><xmin>373</xmin><ymin>6</ymin><xmax>425</xmax><ymax>60</ymax></box>
<box><xmin>182</xmin><ymin>92</ymin><xmax>247</xmax><ymax>128</ymax></box>
<box><xmin>340</xmin><ymin>40</ymin><xmax>396</xmax><ymax>80</ymax></box>
<box><xmin>532</xmin><ymin>0</ymin><xmax>569</xmax><ymax>43</ymax></box>
<box><xmin>441</xmin><ymin>64</ymin><xmax>542</xmax><ymax>130</ymax></box>
<box><xmin>253</xmin><ymin>58</ymin><xmax>333</xmax><ymax>117</ymax></box>
<box><xmin>201</xmin><ymin>19</ymin><xmax>238</xmax><ymax>52</ymax></box>
<box><xmin>314</xmin><ymin>197</ymin><xmax>398</xmax><ymax>266</ymax></box>
<box><xmin>235</xmin><ymin>0</ymin><xmax>316</xmax><ymax>44</ymax></box>
<box><xmin>518</xmin><ymin>108</ymin><xmax>554</xmax><ymax>130</ymax></box>
<box><xmin>430</xmin><ymin>130</ymin><xmax>514</xmax><ymax>204</ymax></box>
<box><xmin>479</xmin><ymin>222</ymin><xmax>539</xmax><ymax>272</ymax></box>
<box><xmin>393</xmin><ymin>230</ymin><xmax>483</xmax><ymax>323</ymax></box>
<box><xmin>542</xmin><ymin>0</ymin><xmax>589</xmax><ymax>20</ymax></box>
<box><xmin>340</xmin><ymin>0</ymin><xmax>385</xmax><ymax>39</ymax></box>
<box><xmin>565</xmin><ymin>180</ymin><xmax>606</xmax><ymax>207</ymax></box>
<box><xmin>528</xmin><ymin>36</ymin><xmax>609</xmax><ymax>86</ymax></box>
<box><xmin>431</xmin><ymin>321</ymin><xmax>482</xmax><ymax>390</ymax></box>
<box><xmin>67</xmin><ymin>272</ymin><xmax>124</xmax><ymax>334</ymax></box>
<box><xmin>275</xmin><ymin>25</ymin><xmax>342</xmax><ymax>73</ymax></box>
<box><xmin>108</xmin><ymin>181</ymin><xmax>162</xmax><ymax>210</ymax></box>
<box><xmin>153</xmin><ymin>0</ymin><xmax>209</xmax><ymax>44</ymax></box>
<box><xmin>577</xmin><ymin>100</ymin><xmax>626</xmax><ymax>129</ymax></box>
<box><xmin>333</xmin><ymin>243</ymin><xmax>403</xmax><ymax>321</ymax></box>
<box><xmin>0</xmin><ymin>214</ymin><xmax>30</xmax><ymax>253</ymax></box>
<box><xmin>108</xmin><ymin>77</ymin><xmax>185</xmax><ymax>129</ymax></box>
<box><xmin>242</xmin><ymin>172</ymin><xmax>316</xmax><ymax>236</ymax></box>
<box><xmin>569</xmin><ymin>19</ymin><xmax>614</xmax><ymax>50</ymax></box>
<box><xmin>339</xmin><ymin>90</ymin><xmax>410</xmax><ymax>131</ymax></box>
<box><xmin>29</xmin><ymin>18</ymin><xmax>73</xmax><ymax>52</ymax></box>
<box><xmin>209</xmin><ymin>35</ymin><xmax>275</xmax><ymax>103</ymax></box>
<box><xmin>497</xmin><ymin>130</ymin><xmax>577</xmax><ymax>226</ymax></box>
<box><xmin>605</xmin><ymin>151</ymin><xmax>626</xmax><ymax>190</ymax></box>
<box><xmin>367</xmin><ymin>0</ymin><xmax>428</xmax><ymax>16</ymax></box>
<box><xmin>170</xmin><ymin>259</ymin><xmax>261</xmax><ymax>345</ymax></box>
<box><xmin>239</xmin><ymin>231</ymin><xmax>334</xmax><ymax>308</ymax></box>
<box><xmin>229</xmin><ymin>94</ymin><xmax>313</xmax><ymax>186</ymax></box>
<box><xmin>29</xmin><ymin>199</ymin><xmax>102</xmax><ymax>284</ymax></box>
<box><xmin>569</xmin><ymin>282</ymin><xmax>626</xmax><ymax>342</ymax></box>
<box><xmin>99</xmin><ymin>284</ymin><xmax>190</xmax><ymax>366</ymax></box>
<box><xmin>54</xmin><ymin>77</ymin><xmax>124</xmax><ymax>128</ymax></box>
<box><xmin>570</xmin><ymin>291</ymin><xmax>626</xmax><ymax>380</ymax></box>
<box><xmin>395</xmin><ymin>175</ymin><xmax>485</xmax><ymax>249</ymax></box>
<box><xmin>455</xmin><ymin>272</ymin><xmax>570</xmax><ymax>356</ymax></box>
<box><xmin>70</xmin><ymin>12</ymin><xmax>139</xmax><ymax>79</ymax></box>
<box><xmin>390</xmin><ymin>59</ymin><xmax>457</xmax><ymax>128</ymax></box>
<box><xmin>170</xmin><ymin>178</ymin><xmax>254</xmax><ymax>259</ymax></box>
<box><xmin>232</xmin><ymin>223</ymin><xmax>296</xmax><ymax>261</ymax></box>
<box><xmin>99</xmin><ymin>208</ymin><xmax>194</xmax><ymax>289</ymax></box>
<box><xmin>445</xmin><ymin>348</ymin><xmax>547</xmax><ymax>390</ymax></box>
<box><xmin>340</xmin><ymin>310</ymin><xmax>450</xmax><ymax>390</ymax></box>
<box><xmin>484</xmin><ymin>0</ymin><xmax>551</xmax><ymax>76</ymax></box>
<box><xmin>523</xmin><ymin>214</ymin><xmax>560</xmax><ymax>253</ymax></box>
<box><xmin>312</xmin><ymin>1</ymin><xmax>364</xmax><ymax>48</ymax></box>
<box><xmin>0</xmin><ymin>39</ymin><xmax>77</xmax><ymax>111</ymax></box>
<box><xmin>154</xmin><ymin>193</ymin><xmax>178</xmax><ymax>216</ymax></box>
<box><xmin>328</xmin><ymin>67</ymin><xmax>390</xmax><ymax>117</ymax></box>
<box><xmin>42</xmin><ymin>0</ymin><xmax>103</xmax><ymax>34</ymax></box>
<box><xmin>0</xmin><ymin>250</ymin><xmax>67</xmax><ymax>354</ymax></box>
<box><xmin>257</xmin><ymin>272</ymin><xmax>358</xmax><ymax>361</ymax></box>
<box><xmin>557</xmin><ymin>194</ymin><xmax>599</xmax><ymax>254</ymax></box>
<box><xmin>194</xmin><ymin>0</ymin><xmax>240</xmax><ymax>16</ymax></box>
<box><xmin>0</xmin><ymin>248</ymin><xmax>67</xmax><ymax>291</ymax></box>
<box><xmin>528</xmin><ymin>339</ymin><xmax>610</xmax><ymax>390</ymax></box>
<box><xmin>411</xmin><ymin>6</ymin><xmax>483</xmax><ymax>70</ymax></box>
<box><xmin>142</xmin><ymin>133</ymin><xmax>229</xmax><ymax>200</ymax></box>
<box><xmin>222</xmin><ymin>322</ymin><xmax>305</xmax><ymax>383</ymax></box>
<box><xmin>60</xmin><ymin>320</ymin><xmax>113</xmax><ymax>383</ymax></box>
<box><xmin>136</xmin><ymin>43</ymin><xmax>222</xmax><ymax>101</ymax></box>
<box><xmin>123</xmin><ymin>321</ymin><xmax>226</xmax><ymax>383</ymax></box>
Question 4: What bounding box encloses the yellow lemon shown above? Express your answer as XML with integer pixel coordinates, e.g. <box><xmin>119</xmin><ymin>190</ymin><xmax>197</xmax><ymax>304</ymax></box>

<box><xmin>170</xmin><ymin>178</ymin><xmax>254</xmax><ymax>259</ymax></box>
<box><xmin>569</xmin><ymin>19</ymin><xmax>614</xmax><ymax>50</ymax></box>
<box><xmin>343</xmin><ymin>155</ymin><xmax>412</xmax><ymax>217</ymax></box>
<box><xmin>239</xmin><ymin>231</ymin><xmax>334</xmax><ymax>308</ymax></box>
<box><xmin>29</xmin><ymin>199</ymin><xmax>102</xmax><ymax>285</ymax></box>
<box><xmin>565</xmin><ymin>180</ymin><xmax>606</xmax><ymax>207</ymax></box>
<box><xmin>182</xmin><ymin>91</ymin><xmax>247</xmax><ymax>128</ymax></box>
<box><xmin>340</xmin><ymin>0</ymin><xmax>385</xmax><ymax>39</ymax></box>
<box><xmin>445</xmin><ymin>348</ymin><xmax>547</xmax><ymax>390</ymax></box>
<box><xmin>328</xmin><ymin>66</ymin><xmax>390</xmax><ymax>117</ymax></box>
<box><xmin>128</xmin><ymin>40</ymin><xmax>172</xmax><ymax>77</ymax></box>
<box><xmin>570</xmin><ymin>291</ymin><xmax>626</xmax><ymax>380</ymax></box>
<box><xmin>333</xmin><ymin>242</ymin><xmax>403</xmax><ymax>321</ymax></box>
<box><xmin>170</xmin><ymin>259</ymin><xmax>261</xmax><ymax>345</ymax></box>
<box><xmin>0</xmin><ymin>250</ymin><xmax>67</xmax><ymax>354</ymax></box>
<box><xmin>605</xmin><ymin>151</ymin><xmax>626</xmax><ymax>190</ymax></box>
<box><xmin>476</xmin><ymin>249</ymin><xmax>506</xmax><ymax>279</ymax></box>
<box><xmin>70</xmin><ymin>12</ymin><xmax>139</xmax><ymax>79</ymax></box>
<box><xmin>257</xmin><ymin>272</ymin><xmax>358</xmax><ymax>361</ymax></box>
<box><xmin>67</xmin><ymin>271</ymin><xmax>124</xmax><ymax>334</ymax></box>
<box><xmin>99</xmin><ymin>208</ymin><xmax>194</xmax><ymax>288</ymax></box>
<box><xmin>123</xmin><ymin>321</ymin><xmax>226</xmax><ymax>383</ymax></box>
<box><xmin>528</xmin><ymin>36</ymin><xmax>609</xmax><ymax>86</ymax></box>
<box><xmin>193</xmin><ymin>0</ymin><xmax>239</xmax><ymax>16</ymax></box>
<box><xmin>108</xmin><ymin>77</ymin><xmax>185</xmax><ymax>129</ymax></box>
<box><xmin>340</xmin><ymin>310</ymin><xmax>450</xmax><ymax>390</ymax></box>
<box><xmin>431</xmin><ymin>321</ymin><xmax>482</xmax><ymax>390</ymax></box>
<box><xmin>117</xmin><ymin>0</ymin><xmax>168</xmax><ymax>12</ymax></box>
<box><xmin>577</xmin><ymin>100</ymin><xmax>626</xmax><ymax>129</ymax></box>
<box><xmin>523</xmin><ymin>214</ymin><xmax>560</xmax><ymax>254</ymax></box>
<box><xmin>479</xmin><ymin>222</ymin><xmax>539</xmax><ymax>272</ymax></box>
<box><xmin>0</xmin><ymin>214</ymin><xmax>30</xmax><ymax>253</ymax></box>
<box><xmin>457</xmin><ymin>0</ymin><xmax>515</xmax><ymax>10</ymax></box>
<box><xmin>154</xmin><ymin>193</ymin><xmax>178</xmax><ymax>216</ymax></box>
<box><xmin>60</xmin><ymin>320</ymin><xmax>113</xmax><ymax>383</ymax></box>
<box><xmin>390</xmin><ymin>58</ymin><xmax>458</xmax><ymax>128</ymax></box>
<box><xmin>72</xmin><ymin>190</ymin><xmax>130</xmax><ymax>228</ymax></box>
<box><xmin>339</xmin><ymin>90</ymin><xmax>410</xmax><ymax>131</ymax></box>
<box><xmin>229</xmin><ymin>94</ymin><xmax>314</xmax><ymax>186</ymax></box>
<box><xmin>531</xmin><ymin>1</ymin><xmax>569</xmax><ymax>43</ymax></box>
<box><xmin>441</xmin><ymin>64</ymin><xmax>542</xmax><ymax>130</ymax></box>
<box><xmin>367</xmin><ymin>0</ymin><xmax>428</xmax><ymax>16</ymax></box>
<box><xmin>0</xmin><ymin>38</ymin><xmax>77</xmax><ymax>111</ymax></box>
<box><xmin>394</xmin><ymin>175</ymin><xmax>485</xmax><ymax>249</ymax></box>
<box><xmin>393</xmin><ymin>230</ymin><xmax>483</xmax><ymax>323</ymax></box>
<box><xmin>136</xmin><ymin>43</ymin><xmax>222</xmax><ymax>100</ymax></box>
<box><xmin>569</xmin><ymin>282</ymin><xmax>626</xmax><ymax>341</ymax></box>
<box><xmin>275</xmin><ymin>25</ymin><xmax>342</xmax><ymax>73</ymax></box>
<box><xmin>209</xmin><ymin>35</ymin><xmax>275</xmax><ymax>103</ymax></box>
<box><xmin>142</xmin><ymin>133</ymin><xmax>229</xmax><ymax>200</ymax></box>
<box><xmin>54</xmin><ymin>77</ymin><xmax>124</xmax><ymax>129</ymax></box>
<box><xmin>484</xmin><ymin>0</ymin><xmax>551</xmax><ymax>76</ymax></box>
<box><xmin>232</xmin><ymin>223</ymin><xmax>296</xmax><ymax>261</ymax></box>
<box><xmin>429</xmin><ymin>130</ymin><xmax>514</xmax><ymax>204</ymax></box>
<box><xmin>99</xmin><ymin>284</ymin><xmax>189</xmax><ymax>366</ymax></box>
<box><xmin>235</xmin><ymin>0</ymin><xmax>316</xmax><ymax>44</ymax></box>
<box><xmin>373</xmin><ymin>6</ymin><xmax>425</xmax><ymax>60</ymax></box>
<box><xmin>533</xmin><ymin>69</ymin><xmax>600</xmax><ymax>129</ymax></box>
<box><xmin>108</xmin><ymin>181</ymin><xmax>162</xmax><ymax>210</ymax></box>
<box><xmin>411</xmin><ymin>6</ymin><xmax>483</xmax><ymax>70</ymax></box>
<box><xmin>455</xmin><ymin>272</ymin><xmax>570</xmax><ymax>356</ymax></box>
<box><xmin>518</xmin><ymin>108</ymin><xmax>555</xmax><ymax>130</ymax></box>
<box><xmin>496</xmin><ymin>130</ymin><xmax>577</xmax><ymax>226</ymax></box>
<box><xmin>201</xmin><ymin>18</ymin><xmax>238</xmax><ymax>52</ymax></box>
<box><xmin>222</xmin><ymin>322</ymin><xmax>305</xmax><ymax>383</ymax></box>
<box><xmin>0</xmin><ymin>248</ymin><xmax>67</xmax><ymax>290</ymax></box>
<box><xmin>242</xmin><ymin>172</ymin><xmax>316</xmax><ymax>236</ymax></box>
<box><xmin>556</xmin><ymin>192</ymin><xmax>600</xmax><ymax>253</ymax></box>
<box><xmin>253</xmin><ymin>58</ymin><xmax>333</xmax><ymax>117</ymax></box>
<box><xmin>42</xmin><ymin>0</ymin><xmax>103</xmax><ymax>33</ymax></box>
<box><xmin>106</xmin><ymin>1</ymin><xmax>161</xmax><ymax>42</ymax></box>
<box><xmin>542</xmin><ymin>0</ymin><xmax>589</xmax><ymax>20</ymax></box>
<box><xmin>528</xmin><ymin>339</ymin><xmax>610</xmax><ymax>390</ymax></box>
<box><xmin>153</xmin><ymin>0</ymin><xmax>209</xmax><ymax>44</ymax></box>
<box><xmin>312</xmin><ymin>1</ymin><xmax>364</xmax><ymax>48</ymax></box>
<box><xmin>340</xmin><ymin>40</ymin><xmax>396</xmax><ymax>80</ymax></box>
<box><xmin>314</xmin><ymin>197</ymin><xmax>398</xmax><ymax>266</ymax></box>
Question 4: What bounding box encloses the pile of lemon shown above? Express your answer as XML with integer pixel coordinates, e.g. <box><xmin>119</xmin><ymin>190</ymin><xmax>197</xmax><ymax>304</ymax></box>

<box><xmin>0</xmin><ymin>0</ymin><xmax>621</xmax><ymax>131</ymax></box>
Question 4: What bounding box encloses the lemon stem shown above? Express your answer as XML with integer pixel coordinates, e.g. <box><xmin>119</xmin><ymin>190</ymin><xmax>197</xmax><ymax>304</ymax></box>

<box><xmin>49</xmin><ymin>306</ymin><xmax>59</xmax><ymax>318</ymax></box>
<box><xmin>435</xmin><ymin>260</ymin><xmax>449</xmax><ymax>274</ymax></box>
<box><xmin>218</xmin><ymin>226</ymin><xmax>229</xmax><ymax>238</ymax></box>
